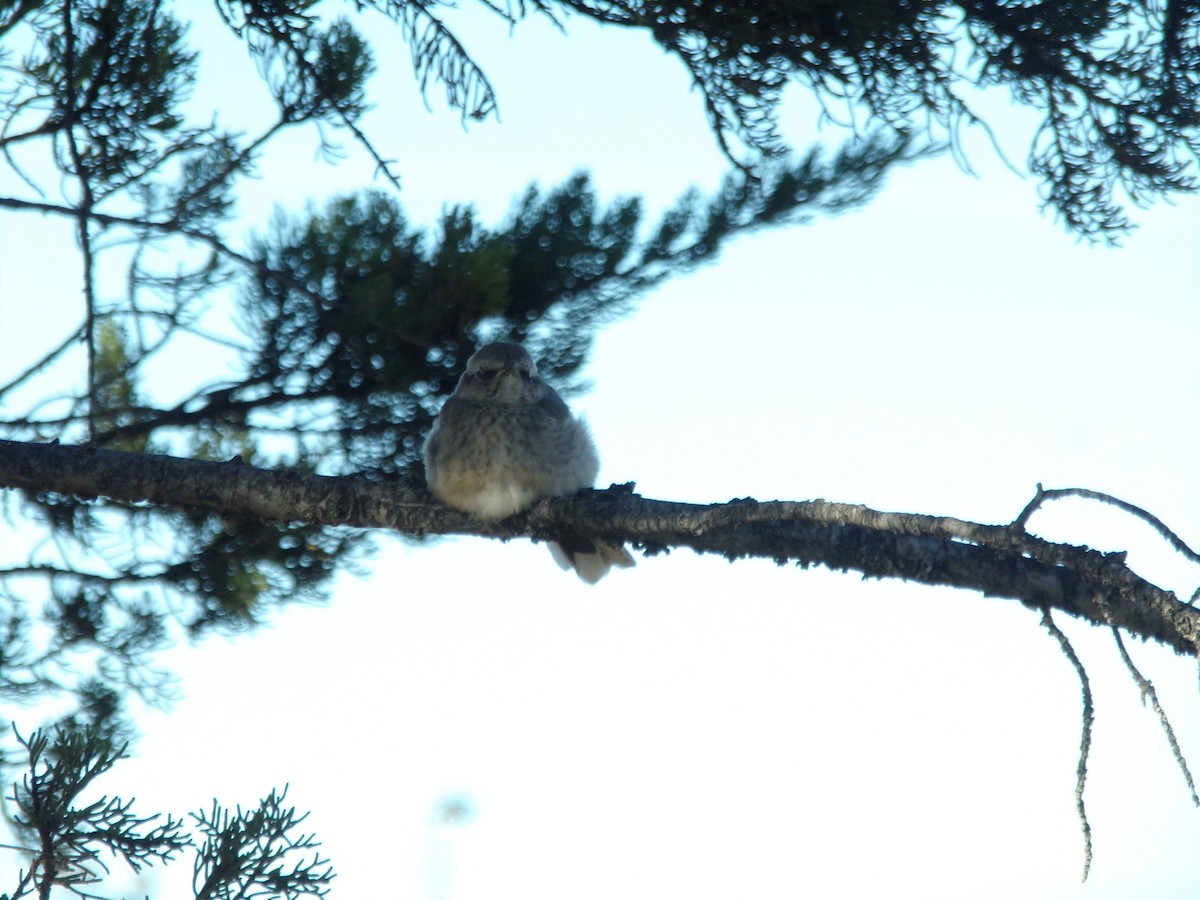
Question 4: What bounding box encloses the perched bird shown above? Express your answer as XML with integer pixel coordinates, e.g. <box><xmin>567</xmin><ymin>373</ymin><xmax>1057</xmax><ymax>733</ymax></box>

<box><xmin>423</xmin><ymin>342</ymin><xmax>634</xmax><ymax>583</ymax></box>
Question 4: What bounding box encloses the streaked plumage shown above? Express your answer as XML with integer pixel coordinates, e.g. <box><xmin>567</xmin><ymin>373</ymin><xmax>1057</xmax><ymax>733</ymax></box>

<box><xmin>423</xmin><ymin>342</ymin><xmax>634</xmax><ymax>583</ymax></box>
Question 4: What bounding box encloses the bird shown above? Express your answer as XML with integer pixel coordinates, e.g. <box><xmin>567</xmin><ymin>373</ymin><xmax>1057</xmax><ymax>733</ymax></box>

<box><xmin>423</xmin><ymin>342</ymin><xmax>634</xmax><ymax>583</ymax></box>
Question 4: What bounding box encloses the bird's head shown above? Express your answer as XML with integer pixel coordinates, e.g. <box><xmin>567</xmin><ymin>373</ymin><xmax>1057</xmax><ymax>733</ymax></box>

<box><xmin>456</xmin><ymin>342</ymin><xmax>543</xmax><ymax>403</ymax></box>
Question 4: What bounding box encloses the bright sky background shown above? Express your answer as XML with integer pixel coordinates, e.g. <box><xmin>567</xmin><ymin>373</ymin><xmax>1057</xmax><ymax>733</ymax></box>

<box><xmin>2</xmin><ymin>5</ymin><xmax>1200</xmax><ymax>899</ymax></box>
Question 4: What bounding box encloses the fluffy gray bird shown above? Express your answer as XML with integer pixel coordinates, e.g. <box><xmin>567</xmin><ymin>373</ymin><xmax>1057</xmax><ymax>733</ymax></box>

<box><xmin>423</xmin><ymin>342</ymin><xmax>634</xmax><ymax>583</ymax></box>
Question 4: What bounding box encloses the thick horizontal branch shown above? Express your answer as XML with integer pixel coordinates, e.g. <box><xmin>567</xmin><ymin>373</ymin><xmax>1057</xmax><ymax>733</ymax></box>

<box><xmin>1</xmin><ymin>438</ymin><xmax>1196</xmax><ymax>654</ymax></box>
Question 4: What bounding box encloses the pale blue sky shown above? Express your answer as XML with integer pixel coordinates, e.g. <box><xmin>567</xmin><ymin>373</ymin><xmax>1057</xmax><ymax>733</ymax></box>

<box><xmin>2</xmin><ymin>5</ymin><xmax>1200</xmax><ymax>899</ymax></box>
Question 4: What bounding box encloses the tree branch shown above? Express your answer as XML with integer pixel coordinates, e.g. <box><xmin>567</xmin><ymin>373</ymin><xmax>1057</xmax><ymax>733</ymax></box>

<box><xmin>1</xmin><ymin>438</ymin><xmax>1196</xmax><ymax>654</ymax></box>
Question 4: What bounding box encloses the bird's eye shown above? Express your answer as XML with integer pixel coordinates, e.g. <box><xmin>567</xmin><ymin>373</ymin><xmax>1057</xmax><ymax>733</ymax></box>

<box><xmin>473</xmin><ymin>369</ymin><xmax>498</xmax><ymax>382</ymax></box>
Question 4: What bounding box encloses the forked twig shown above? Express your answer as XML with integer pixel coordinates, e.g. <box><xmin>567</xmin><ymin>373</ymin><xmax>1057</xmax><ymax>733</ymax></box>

<box><xmin>1014</xmin><ymin>484</ymin><xmax>1200</xmax><ymax>564</ymax></box>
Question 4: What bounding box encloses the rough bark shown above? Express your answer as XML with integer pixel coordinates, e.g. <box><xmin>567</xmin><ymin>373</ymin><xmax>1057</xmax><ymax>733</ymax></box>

<box><xmin>1</xmin><ymin>438</ymin><xmax>1196</xmax><ymax>655</ymax></box>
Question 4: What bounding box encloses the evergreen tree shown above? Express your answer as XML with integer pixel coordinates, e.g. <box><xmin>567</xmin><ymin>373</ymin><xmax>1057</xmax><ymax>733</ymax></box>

<box><xmin>0</xmin><ymin>0</ymin><xmax>917</xmax><ymax>721</ymax></box>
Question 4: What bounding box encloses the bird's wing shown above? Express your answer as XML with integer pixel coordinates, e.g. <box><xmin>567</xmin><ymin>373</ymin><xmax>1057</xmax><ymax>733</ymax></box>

<box><xmin>534</xmin><ymin>386</ymin><xmax>572</xmax><ymax>421</ymax></box>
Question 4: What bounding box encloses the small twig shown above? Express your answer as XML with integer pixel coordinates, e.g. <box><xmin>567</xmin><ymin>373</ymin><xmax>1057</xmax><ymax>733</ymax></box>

<box><xmin>1110</xmin><ymin>625</ymin><xmax>1200</xmax><ymax>806</ymax></box>
<box><xmin>1041</xmin><ymin>610</ymin><xmax>1094</xmax><ymax>882</ymax></box>
<box><xmin>1014</xmin><ymin>485</ymin><xmax>1200</xmax><ymax>564</ymax></box>
<box><xmin>1010</xmin><ymin>482</ymin><xmax>1047</xmax><ymax>529</ymax></box>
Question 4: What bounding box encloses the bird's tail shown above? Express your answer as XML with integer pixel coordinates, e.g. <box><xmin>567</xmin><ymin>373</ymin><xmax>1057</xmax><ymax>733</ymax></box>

<box><xmin>549</xmin><ymin>537</ymin><xmax>635</xmax><ymax>585</ymax></box>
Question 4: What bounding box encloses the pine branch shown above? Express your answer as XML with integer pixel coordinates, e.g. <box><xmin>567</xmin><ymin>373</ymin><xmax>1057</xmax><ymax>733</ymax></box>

<box><xmin>1</xmin><ymin>438</ymin><xmax>1196</xmax><ymax>655</ymax></box>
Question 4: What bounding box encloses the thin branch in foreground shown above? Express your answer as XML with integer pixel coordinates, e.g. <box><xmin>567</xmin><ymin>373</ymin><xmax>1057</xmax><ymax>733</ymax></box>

<box><xmin>59</xmin><ymin>0</ymin><xmax>101</xmax><ymax>445</ymax></box>
<box><xmin>1042</xmin><ymin>610</ymin><xmax>1094</xmax><ymax>882</ymax></box>
<box><xmin>0</xmin><ymin>324</ymin><xmax>85</xmax><ymax>404</ymax></box>
<box><xmin>1110</xmin><ymin>625</ymin><xmax>1200</xmax><ymax>807</ymax></box>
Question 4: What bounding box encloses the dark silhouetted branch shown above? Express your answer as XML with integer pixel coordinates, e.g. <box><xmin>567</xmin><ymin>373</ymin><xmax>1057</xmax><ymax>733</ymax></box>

<box><xmin>1</xmin><ymin>438</ymin><xmax>1196</xmax><ymax>655</ymax></box>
